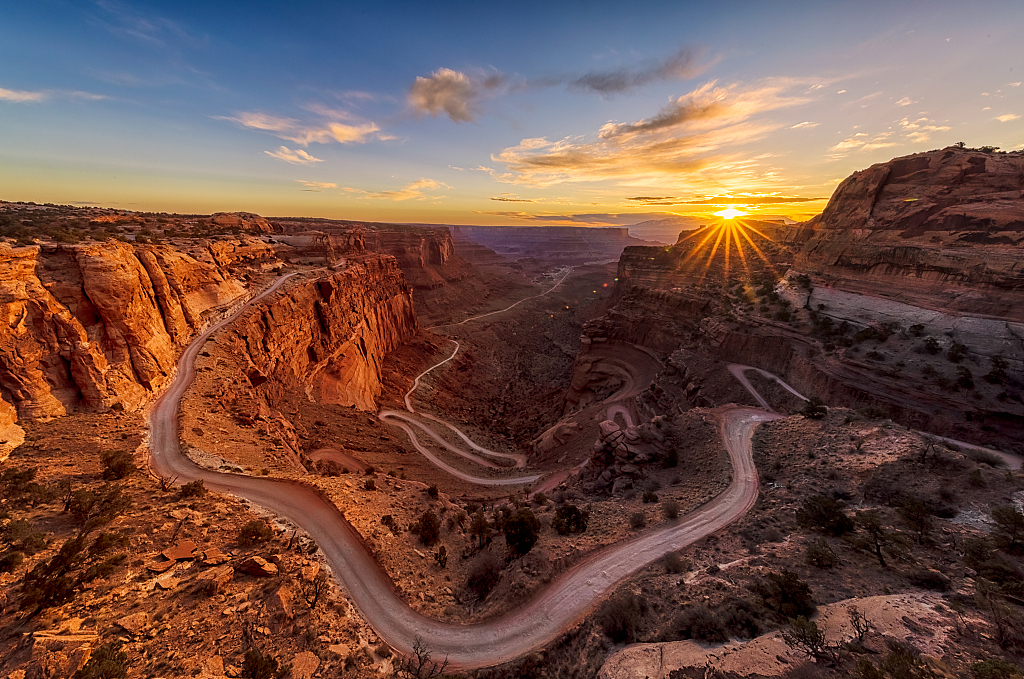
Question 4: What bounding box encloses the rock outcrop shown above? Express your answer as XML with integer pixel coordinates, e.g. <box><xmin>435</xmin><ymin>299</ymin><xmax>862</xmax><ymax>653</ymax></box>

<box><xmin>0</xmin><ymin>241</ymin><xmax>244</xmax><ymax>422</ymax></box>
<box><xmin>223</xmin><ymin>255</ymin><xmax>417</xmax><ymax>412</ymax></box>
<box><xmin>364</xmin><ymin>227</ymin><xmax>472</xmax><ymax>291</ymax></box>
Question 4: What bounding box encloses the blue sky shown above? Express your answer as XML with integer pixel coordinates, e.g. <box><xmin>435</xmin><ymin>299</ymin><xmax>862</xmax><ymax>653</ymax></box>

<box><xmin>1</xmin><ymin>0</ymin><xmax>1022</xmax><ymax>225</ymax></box>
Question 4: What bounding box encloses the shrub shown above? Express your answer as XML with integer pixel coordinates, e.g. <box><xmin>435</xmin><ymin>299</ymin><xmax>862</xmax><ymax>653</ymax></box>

<box><xmin>671</xmin><ymin>605</ymin><xmax>728</xmax><ymax>643</ymax></box>
<box><xmin>973</xmin><ymin>658</ymin><xmax>1024</xmax><ymax>679</ymax></box>
<box><xmin>411</xmin><ymin>510</ymin><xmax>441</xmax><ymax>547</ymax></box>
<box><xmin>426</xmin><ymin>484</ymin><xmax>439</xmax><ymax>499</ymax></box>
<box><xmin>751</xmin><ymin>569</ymin><xmax>815</xmax><ymax>619</ymax></box>
<box><xmin>363</xmin><ymin>478</ymin><xmax>376</xmax><ymax>491</ymax></box>
<box><xmin>178</xmin><ymin>480</ymin><xmax>206</xmax><ymax>498</ymax></box>
<box><xmin>504</xmin><ymin>508</ymin><xmax>540</xmax><ymax>556</ymax></box>
<box><xmin>663</xmin><ymin>553</ymin><xmax>685</xmax><ymax>574</ymax></box>
<box><xmin>434</xmin><ymin>545</ymin><xmax>447</xmax><ymax>568</ymax></box>
<box><xmin>795</xmin><ymin>495</ymin><xmax>854</xmax><ymax>536</ymax></box>
<box><xmin>947</xmin><ymin>341</ymin><xmax>968</xmax><ymax>363</ymax></box>
<box><xmin>73</xmin><ymin>641</ymin><xmax>129</xmax><ymax>679</ymax></box>
<box><xmin>0</xmin><ymin>551</ymin><xmax>24</xmax><ymax>573</ymax></box>
<box><xmin>466</xmin><ymin>556</ymin><xmax>501</xmax><ymax>600</ymax></box>
<box><xmin>662</xmin><ymin>499</ymin><xmax>680</xmax><ymax>520</ymax></box>
<box><xmin>598</xmin><ymin>592</ymin><xmax>646</xmax><ymax>644</ymax></box>
<box><xmin>642</xmin><ymin>490</ymin><xmax>659</xmax><ymax>503</ymax></box>
<box><xmin>629</xmin><ymin>512</ymin><xmax>646</xmax><ymax>529</ymax></box>
<box><xmin>720</xmin><ymin>598</ymin><xmax>762</xmax><ymax>639</ymax></box>
<box><xmin>970</xmin><ymin>469</ymin><xmax>986</xmax><ymax>488</ymax></box>
<box><xmin>100</xmin><ymin>450</ymin><xmax>136</xmax><ymax>480</ymax></box>
<box><xmin>238</xmin><ymin>520</ymin><xmax>274</xmax><ymax>546</ymax></box>
<box><xmin>240</xmin><ymin>648</ymin><xmax>289</xmax><ymax>679</ymax></box>
<box><xmin>551</xmin><ymin>505</ymin><xmax>589</xmax><ymax>535</ymax></box>
<box><xmin>804</xmin><ymin>538</ymin><xmax>838</xmax><ymax>569</ymax></box>
<box><xmin>922</xmin><ymin>337</ymin><xmax>941</xmax><ymax>354</ymax></box>
<box><xmin>907</xmin><ymin>568</ymin><xmax>950</xmax><ymax>591</ymax></box>
<box><xmin>801</xmin><ymin>397</ymin><xmax>828</xmax><ymax>419</ymax></box>
<box><xmin>992</xmin><ymin>504</ymin><xmax>1024</xmax><ymax>552</ymax></box>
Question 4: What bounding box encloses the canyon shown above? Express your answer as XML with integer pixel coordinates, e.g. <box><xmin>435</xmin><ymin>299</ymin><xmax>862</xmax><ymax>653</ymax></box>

<box><xmin>1</xmin><ymin>146</ymin><xmax>1023</xmax><ymax>679</ymax></box>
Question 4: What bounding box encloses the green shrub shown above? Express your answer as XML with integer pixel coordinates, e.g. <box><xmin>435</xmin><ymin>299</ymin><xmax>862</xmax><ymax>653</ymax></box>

<box><xmin>74</xmin><ymin>641</ymin><xmax>129</xmax><ymax>679</ymax></box>
<box><xmin>551</xmin><ymin>505</ymin><xmax>588</xmax><ymax>535</ymax></box>
<box><xmin>178</xmin><ymin>480</ymin><xmax>206</xmax><ymax>498</ymax></box>
<box><xmin>663</xmin><ymin>553</ymin><xmax>686</xmax><ymax>574</ymax></box>
<box><xmin>238</xmin><ymin>520</ymin><xmax>274</xmax><ymax>546</ymax></box>
<box><xmin>598</xmin><ymin>592</ymin><xmax>646</xmax><ymax>644</ymax></box>
<box><xmin>466</xmin><ymin>556</ymin><xmax>501</xmax><ymax>600</ymax></box>
<box><xmin>662</xmin><ymin>499</ymin><xmax>681</xmax><ymax>520</ymax></box>
<box><xmin>669</xmin><ymin>605</ymin><xmax>728</xmax><ymax>643</ymax></box>
<box><xmin>363</xmin><ymin>478</ymin><xmax>376</xmax><ymax>491</ymax></box>
<box><xmin>504</xmin><ymin>508</ymin><xmax>540</xmax><ymax>556</ymax></box>
<box><xmin>796</xmin><ymin>495</ymin><xmax>854</xmax><ymax>536</ymax></box>
<box><xmin>629</xmin><ymin>512</ymin><xmax>646</xmax><ymax>529</ymax></box>
<box><xmin>411</xmin><ymin>510</ymin><xmax>441</xmax><ymax>547</ymax></box>
<box><xmin>751</xmin><ymin>569</ymin><xmax>815</xmax><ymax>619</ymax></box>
<box><xmin>973</xmin><ymin>658</ymin><xmax>1024</xmax><ymax>679</ymax></box>
<box><xmin>100</xmin><ymin>450</ymin><xmax>136</xmax><ymax>480</ymax></box>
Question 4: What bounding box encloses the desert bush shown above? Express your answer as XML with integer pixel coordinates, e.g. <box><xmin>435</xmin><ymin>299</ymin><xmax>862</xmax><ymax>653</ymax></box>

<box><xmin>100</xmin><ymin>450</ymin><xmax>136</xmax><ymax>480</ymax></box>
<box><xmin>178</xmin><ymin>479</ymin><xmax>206</xmax><ymax>498</ymax></box>
<box><xmin>532</xmin><ymin>492</ymin><xmax>547</xmax><ymax>505</ymax></box>
<box><xmin>434</xmin><ymin>545</ymin><xmax>447</xmax><ymax>568</ymax></box>
<box><xmin>973</xmin><ymin>658</ymin><xmax>1024</xmax><ymax>679</ymax></box>
<box><xmin>922</xmin><ymin>337</ymin><xmax>941</xmax><ymax>354</ymax></box>
<box><xmin>629</xmin><ymin>512</ymin><xmax>646</xmax><ymax>529</ymax></box>
<box><xmin>720</xmin><ymin>597</ymin><xmax>762</xmax><ymax>639</ymax></box>
<box><xmin>662</xmin><ymin>499</ymin><xmax>681</xmax><ymax>520</ymax></box>
<box><xmin>363</xmin><ymin>478</ymin><xmax>376</xmax><ymax>491</ymax></box>
<box><xmin>426</xmin><ymin>484</ymin><xmax>439</xmax><ymax>499</ymax></box>
<box><xmin>238</xmin><ymin>520</ymin><xmax>274</xmax><ymax>546</ymax></box>
<box><xmin>751</xmin><ymin>569</ymin><xmax>815</xmax><ymax>619</ymax></box>
<box><xmin>411</xmin><ymin>510</ymin><xmax>441</xmax><ymax>547</ymax></box>
<box><xmin>970</xmin><ymin>469</ymin><xmax>986</xmax><ymax>488</ymax></box>
<box><xmin>598</xmin><ymin>592</ymin><xmax>646</xmax><ymax>644</ymax></box>
<box><xmin>907</xmin><ymin>568</ymin><xmax>950</xmax><ymax>591</ymax></box>
<box><xmin>19</xmin><ymin>532</ymin><xmax>47</xmax><ymax>555</ymax></box>
<box><xmin>796</xmin><ymin>495</ymin><xmax>854</xmax><ymax>536</ymax></box>
<box><xmin>240</xmin><ymin>648</ymin><xmax>289</xmax><ymax>679</ymax></box>
<box><xmin>897</xmin><ymin>496</ymin><xmax>933</xmax><ymax>544</ymax></box>
<box><xmin>992</xmin><ymin>504</ymin><xmax>1024</xmax><ymax>552</ymax></box>
<box><xmin>504</xmin><ymin>508</ymin><xmax>540</xmax><ymax>556</ymax></box>
<box><xmin>551</xmin><ymin>505</ymin><xmax>588</xmax><ymax>535</ymax></box>
<box><xmin>0</xmin><ymin>551</ymin><xmax>24</xmax><ymax>573</ymax></box>
<box><xmin>668</xmin><ymin>605</ymin><xmax>728</xmax><ymax>643</ymax></box>
<box><xmin>947</xmin><ymin>341</ymin><xmax>968</xmax><ymax>363</ymax></box>
<box><xmin>69</xmin><ymin>485</ymin><xmax>131</xmax><ymax>531</ymax></box>
<box><xmin>316</xmin><ymin>459</ymin><xmax>341</xmax><ymax>477</ymax></box>
<box><xmin>855</xmin><ymin>640</ymin><xmax>934</xmax><ymax>679</ymax></box>
<box><xmin>466</xmin><ymin>556</ymin><xmax>501</xmax><ymax>600</ymax></box>
<box><xmin>804</xmin><ymin>538</ymin><xmax>838</xmax><ymax>569</ymax></box>
<box><xmin>73</xmin><ymin>641</ymin><xmax>129</xmax><ymax>679</ymax></box>
<box><xmin>801</xmin><ymin>397</ymin><xmax>828</xmax><ymax>419</ymax></box>
<box><xmin>642</xmin><ymin>490</ymin><xmax>659</xmax><ymax>504</ymax></box>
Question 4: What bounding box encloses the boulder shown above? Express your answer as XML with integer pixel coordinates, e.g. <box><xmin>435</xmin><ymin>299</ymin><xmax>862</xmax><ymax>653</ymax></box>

<box><xmin>239</xmin><ymin>556</ymin><xmax>278</xmax><ymax>577</ymax></box>
<box><xmin>162</xmin><ymin>540</ymin><xmax>198</xmax><ymax>561</ymax></box>
<box><xmin>290</xmin><ymin>652</ymin><xmax>320</xmax><ymax>679</ymax></box>
<box><xmin>116</xmin><ymin>611</ymin><xmax>148</xmax><ymax>635</ymax></box>
<box><xmin>197</xmin><ymin>565</ymin><xmax>234</xmax><ymax>596</ymax></box>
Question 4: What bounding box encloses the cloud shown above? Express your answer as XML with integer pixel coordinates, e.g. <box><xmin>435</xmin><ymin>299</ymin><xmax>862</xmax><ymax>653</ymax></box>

<box><xmin>222</xmin><ymin>111</ymin><xmax>381</xmax><ymax>145</ymax></box>
<box><xmin>408</xmin><ymin>47</ymin><xmax>709</xmax><ymax>122</ymax></box>
<box><xmin>0</xmin><ymin>87</ymin><xmax>47</xmax><ymax>103</ymax></box>
<box><xmin>93</xmin><ymin>0</ymin><xmax>205</xmax><ymax>49</ymax></box>
<box><xmin>899</xmin><ymin>116</ymin><xmax>951</xmax><ymax>142</ymax></box>
<box><xmin>342</xmin><ymin>178</ymin><xmax>449</xmax><ymax>201</ymax></box>
<box><xmin>265</xmin><ymin>146</ymin><xmax>324</xmax><ymax>164</ymax></box>
<box><xmin>490</xmin><ymin>195</ymin><xmax>536</xmax><ymax>202</ymax></box>
<box><xmin>295</xmin><ymin>180</ymin><xmax>336</xmax><ymax>190</ymax></box>
<box><xmin>492</xmin><ymin>80</ymin><xmax>810</xmax><ymax>187</ymax></box>
<box><xmin>895</xmin><ymin>96</ymin><xmax>916</xmax><ymax>107</ymax></box>
<box><xmin>1010</xmin><ymin>82</ymin><xmax>1022</xmax><ymax>87</ymax></box>
<box><xmin>626</xmin><ymin>194</ymin><xmax>823</xmax><ymax>206</ymax></box>
<box><xmin>408</xmin><ymin>68</ymin><xmax>490</xmax><ymax>123</ymax></box>
<box><xmin>996</xmin><ymin>113</ymin><xmax>1021</xmax><ymax>122</ymax></box>
<box><xmin>790</xmin><ymin>121</ymin><xmax>819</xmax><ymax>129</ymax></box>
<box><xmin>565</xmin><ymin>48</ymin><xmax>705</xmax><ymax>94</ymax></box>
<box><xmin>827</xmin><ymin>131</ymin><xmax>898</xmax><ymax>160</ymax></box>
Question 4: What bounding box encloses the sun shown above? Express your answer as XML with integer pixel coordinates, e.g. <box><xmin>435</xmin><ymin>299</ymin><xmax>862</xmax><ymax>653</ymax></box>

<box><xmin>715</xmin><ymin>207</ymin><xmax>748</xmax><ymax>220</ymax></box>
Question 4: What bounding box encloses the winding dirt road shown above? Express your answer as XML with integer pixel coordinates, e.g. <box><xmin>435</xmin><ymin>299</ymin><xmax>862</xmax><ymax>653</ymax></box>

<box><xmin>148</xmin><ymin>272</ymin><xmax>777</xmax><ymax>669</ymax></box>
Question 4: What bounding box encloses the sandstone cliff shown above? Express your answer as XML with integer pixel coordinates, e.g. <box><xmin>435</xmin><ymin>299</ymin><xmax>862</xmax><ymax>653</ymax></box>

<box><xmin>793</xmin><ymin>147</ymin><xmax>1024</xmax><ymax>319</ymax></box>
<box><xmin>222</xmin><ymin>255</ymin><xmax>417</xmax><ymax>412</ymax></box>
<box><xmin>0</xmin><ymin>241</ymin><xmax>245</xmax><ymax>425</ymax></box>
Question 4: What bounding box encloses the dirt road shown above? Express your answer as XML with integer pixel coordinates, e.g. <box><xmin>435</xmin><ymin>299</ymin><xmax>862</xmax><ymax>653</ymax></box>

<box><xmin>148</xmin><ymin>273</ymin><xmax>776</xmax><ymax>668</ymax></box>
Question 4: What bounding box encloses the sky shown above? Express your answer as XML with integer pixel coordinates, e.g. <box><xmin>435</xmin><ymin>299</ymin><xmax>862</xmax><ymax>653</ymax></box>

<box><xmin>1</xmin><ymin>0</ymin><xmax>1022</xmax><ymax>227</ymax></box>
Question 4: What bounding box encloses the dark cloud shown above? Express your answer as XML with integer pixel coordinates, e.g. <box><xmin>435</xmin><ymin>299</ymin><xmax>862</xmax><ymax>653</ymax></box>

<box><xmin>568</xmin><ymin>48</ymin><xmax>704</xmax><ymax>94</ymax></box>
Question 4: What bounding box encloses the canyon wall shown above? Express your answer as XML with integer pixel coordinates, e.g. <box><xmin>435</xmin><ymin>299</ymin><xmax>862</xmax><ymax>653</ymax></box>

<box><xmin>222</xmin><ymin>255</ymin><xmax>418</xmax><ymax>412</ymax></box>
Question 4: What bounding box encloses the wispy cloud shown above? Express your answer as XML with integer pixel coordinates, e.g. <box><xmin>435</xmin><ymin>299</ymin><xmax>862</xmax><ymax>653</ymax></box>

<box><xmin>899</xmin><ymin>116</ymin><xmax>951</xmax><ymax>142</ymax></box>
<box><xmin>342</xmin><ymin>178</ymin><xmax>449</xmax><ymax>201</ymax></box>
<box><xmin>490</xmin><ymin>194</ymin><xmax>536</xmax><ymax>202</ymax></box>
<box><xmin>295</xmin><ymin>180</ymin><xmax>336</xmax><ymax>190</ymax></box>
<box><xmin>265</xmin><ymin>146</ymin><xmax>324</xmax><ymax>164</ymax></box>
<box><xmin>408</xmin><ymin>47</ymin><xmax>710</xmax><ymax>122</ymax></box>
<box><xmin>626</xmin><ymin>193</ymin><xmax>824</xmax><ymax>206</ymax></box>
<box><xmin>790</xmin><ymin>121</ymin><xmax>819</xmax><ymax>129</ymax></box>
<box><xmin>995</xmin><ymin>113</ymin><xmax>1021</xmax><ymax>122</ymax></box>
<box><xmin>827</xmin><ymin>131</ymin><xmax>897</xmax><ymax>160</ymax></box>
<box><xmin>0</xmin><ymin>87</ymin><xmax>47</xmax><ymax>103</ymax></box>
<box><xmin>0</xmin><ymin>87</ymin><xmax>105</xmax><ymax>103</ymax></box>
<box><xmin>221</xmin><ymin>111</ymin><xmax>381</xmax><ymax>146</ymax></box>
<box><xmin>895</xmin><ymin>96</ymin><xmax>916</xmax><ymax>107</ymax></box>
<box><xmin>492</xmin><ymin>79</ymin><xmax>811</xmax><ymax>187</ymax></box>
<box><xmin>93</xmin><ymin>0</ymin><xmax>205</xmax><ymax>49</ymax></box>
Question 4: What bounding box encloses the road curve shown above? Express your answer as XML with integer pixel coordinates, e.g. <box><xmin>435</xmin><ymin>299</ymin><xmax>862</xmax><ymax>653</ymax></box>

<box><xmin>147</xmin><ymin>272</ymin><xmax>778</xmax><ymax>669</ymax></box>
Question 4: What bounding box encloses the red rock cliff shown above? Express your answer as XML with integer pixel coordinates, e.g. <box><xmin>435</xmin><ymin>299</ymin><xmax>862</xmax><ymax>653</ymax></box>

<box><xmin>223</xmin><ymin>255</ymin><xmax>418</xmax><ymax>412</ymax></box>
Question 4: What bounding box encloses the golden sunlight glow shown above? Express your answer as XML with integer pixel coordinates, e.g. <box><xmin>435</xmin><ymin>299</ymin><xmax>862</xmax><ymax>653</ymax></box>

<box><xmin>714</xmin><ymin>207</ymin><xmax>748</xmax><ymax>220</ymax></box>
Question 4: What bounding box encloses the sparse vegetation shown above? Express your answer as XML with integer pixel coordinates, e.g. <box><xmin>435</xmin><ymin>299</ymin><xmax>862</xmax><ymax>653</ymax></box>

<box><xmin>410</xmin><ymin>510</ymin><xmax>441</xmax><ymax>547</ymax></box>
<box><xmin>551</xmin><ymin>504</ymin><xmax>589</xmax><ymax>535</ymax></box>
<box><xmin>237</xmin><ymin>520</ymin><xmax>274</xmax><ymax>546</ymax></box>
<box><xmin>178</xmin><ymin>479</ymin><xmax>206</xmax><ymax>498</ymax></box>
<box><xmin>503</xmin><ymin>508</ymin><xmax>540</xmax><ymax>556</ymax></box>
